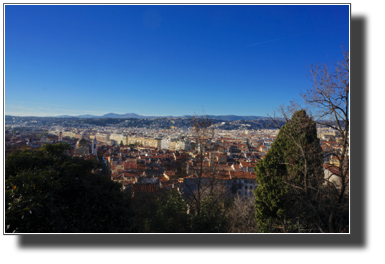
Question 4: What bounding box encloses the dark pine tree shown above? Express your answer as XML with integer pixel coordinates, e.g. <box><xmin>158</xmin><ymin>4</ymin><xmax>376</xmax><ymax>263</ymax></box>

<box><xmin>254</xmin><ymin>110</ymin><xmax>324</xmax><ymax>233</ymax></box>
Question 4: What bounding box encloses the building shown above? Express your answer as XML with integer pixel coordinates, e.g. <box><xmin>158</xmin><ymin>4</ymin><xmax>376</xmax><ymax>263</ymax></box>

<box><xmin>230</xmin><ymin>171</ymin><xmax>258</xmax><ymax>198</ymax></box>
<box><xmin>161</xmin><ymin>138</ymin><xmax>170</xmax><ymax>149</ymax></box>
<box><xmin>62</xmin><ymin>131</ymin><xmax>75</xmax><ymax>138</ymax></box>
<box><xmin>75</xmin><ymin>134</ymin><xmax>89</xmax><ymax>155</ymax></box>
<box><xmin>175</xmin><ymin>139</ymin><xmax>191</xmax><ymax>151</ymax></box>
<box><xmin>323</xmin><ymin>164</ymin><xmax>349</xmax><ymax>195</ymax></box>
<box><xmin>95</xmin><ymin>133</ymin><xmax>110</xmax><ymax>143</ymax></box>
<box><xmin>110</xmin><ymin>133</ymin><xmax>126</xmax><ymax>145</ymax></box>
<box><xmin>126</xmin><ymin>136</ymin><xmax>161</xmax><ymax>148</ymax></box>
<box><xmin>92</xmin><ymin>137</ymin><xmax>97</xmax><ymax>156</ymax></box>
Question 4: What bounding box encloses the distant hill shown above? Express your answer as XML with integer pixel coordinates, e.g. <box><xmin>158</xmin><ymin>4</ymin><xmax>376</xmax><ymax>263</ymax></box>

<box><xmin>100</xmin><ymin>113</ymin><xmax>171</xmax><ymax>119</ymax></box>
<box><xmin>76</xmin><ymin>114</ymin><xmax>99</xmax><ymax>118</ymax></box>
<box><xmin>54</xmin><ymin>113</ymin><xmax>271</xmax><ymax>121</ymax></box>
<box><xmin>54</xmin><ymin>115</ymin><xmax>74</xmax><ymax>117</ymax></box>
<box><xmin>182</xmin><ymin>115</ymin><xmax>270</xmax><ymax>121</ymax></box>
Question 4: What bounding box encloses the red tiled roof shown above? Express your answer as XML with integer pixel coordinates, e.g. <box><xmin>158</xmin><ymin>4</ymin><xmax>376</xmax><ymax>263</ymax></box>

<box><xmin>240</xmin><ymin>162</ymin><xmax>255</xmax><ymax>168</ymax></box>
<box><xmin>123</xmin><ymin>172</ymin><xmax>138</xmax><ymax>178</ymax></box>
<box><xmin>164</xmin><ymin>170</ymin><xmax>176</xmax><ymax>176</ymax></box>
<box><xmin>132</xmin><ymin>183</ymin><xmax>159</xmax><ymax>193</ymax></box>
<box><xmin>124</xmin><ymin>161</ymin><xmax>137</xmax><ymax>170</ymax></box>
<box><xmin>112</xmin><ymin>173</ymin><xmax>124</xmax><ymax>181</ymax></box>
<box><xmin>323</xmin><ymin>164</ymin><xmax>349</xmax><ymax>177</ymax></box>
<box><xmin>233</xmin><ymin>164</ymin><xmax>241</xmax><ymax>171</ymax></box>
<box><xmin>229</xmin><ymin>171</ymin><xmax>255</xmax><ymax>179</ymax></box>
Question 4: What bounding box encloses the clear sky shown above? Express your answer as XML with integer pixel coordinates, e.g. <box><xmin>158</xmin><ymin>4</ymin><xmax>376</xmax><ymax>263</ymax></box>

<box><xmin>5</xmin><ymin>4</ymin><xmax>349</xmax><ymax>117</ymax></box>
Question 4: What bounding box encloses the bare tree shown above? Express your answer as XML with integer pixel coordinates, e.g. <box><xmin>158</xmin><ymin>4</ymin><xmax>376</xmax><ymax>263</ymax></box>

<box><xmin>181</xmin><ymin>116</ymin><xmax>221</xmax><ymax>215</ymax></box>
<box><xmin>227</xmin><ymin>195</ymin><xmax>258</xmax><ymax>233</ymax></box>
<box><xmin>302</xmin><ymin>46</ymin><xmax>349</xmax><ymax>201</ymax></box>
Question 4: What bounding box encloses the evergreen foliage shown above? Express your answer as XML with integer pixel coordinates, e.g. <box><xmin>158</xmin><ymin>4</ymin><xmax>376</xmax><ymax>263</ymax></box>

<box><xmin>5</xmin><ymin>143</ymin><xmax>133</xmax><ymax>233</ymax></box>
<box><xmin>144</xmin><ymin>190</ymin><xmax>191</xmax><ymax>233</ymax></box>
<box><xmin>190</xmin><ymin>195</ymin><xmax>229</xmax><ymax>233</ymax></box>
<box><xmin>254</xmin><ymin>110</ymin><xmax>324</xmax><ymax>232</ymax></box>
<box><xmin>141</xmin><ymin>190</ymin><xmax>229</xmax><ymax>233</ymax></box>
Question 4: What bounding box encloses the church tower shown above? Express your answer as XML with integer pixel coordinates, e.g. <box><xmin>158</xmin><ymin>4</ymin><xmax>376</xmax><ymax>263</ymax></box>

<box><xmin>92</xmin><ymin>136</ymin><xmax>97</xmax><ymax>156</ymax></box>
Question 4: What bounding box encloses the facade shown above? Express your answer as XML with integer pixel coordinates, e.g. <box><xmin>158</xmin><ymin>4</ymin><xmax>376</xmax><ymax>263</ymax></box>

<box><xmin>110</xmin><ymin>133</ymin><xmax>127</xmax><ymax>145</ymax></box>
<box><xmin>169</xmin><ymin>141</ymin><xmax>176</xmax><ymax>150</ymax></box>
<box><xmin>62</xmin><ymin>131</ymin><xmax>75</xmax><ymax>138</ymax></box>
<box><xmin>126</xmin><ymin>137</ymin><xmax>161</xmax><ymax>148</ymax></box>
<box><xmin>92</xmin><ymin>137</ymin><xmax>97</xmax><ymax>156</ymax></box>
<box><xmin>232</xmin><ymin>178</ymin><xmax>258</xmax><ymax>197</ymax></box>
<box><xmin>75</xmin><ymin>135</ymin><xmax>89</xmax><ymax>155</ymax></box>
<box><xmin>95</xmin><ymin>133</ymin><xmax>110</xmax><ymax>143</ymax></box>
<box><xmin>175</xmin><ymin>139</ymin><xmax>191</xmax><ymax>151</ymax></box>
<box><xmin>323</xmin><ymin>164</ymin><xmax>349</xmax><ymax>194</ymax></box>
<box><xmin>161</xmin><ymin>138</ymin><xmax>170</xmax><ymax>149</ymax></box>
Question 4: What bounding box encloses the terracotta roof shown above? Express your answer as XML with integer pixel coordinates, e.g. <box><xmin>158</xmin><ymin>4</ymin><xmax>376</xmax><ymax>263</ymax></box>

<box><xmin>232</xmin><ymin>164</ymin><xmax>241</xmax><ymax>171</ymax></box>
<box><xmin>164</xmin><ymin>170</ymin><xmax>176</xmax><ymax>176</ymax></box>
<box><xmin>240</xmin><ymin>162</ymin><xmax>255</xmax><ymax>168</ymax></box>
<box><xmin>112</xmin><ymin>173</ymin><xmax>124</xmax><ymax>181</ymax></box>
<box><xmin>216</xmin><ymin>164</ymin><xmax>232</xmax><ymax>171</ymax></box>
<box><xmin>132</xmin><ymin>183</ymin><xmax>159</xmax><ymax>193</ymax></box>
<box><xmin>123</xmin><ymin>172</ymin><xmax>138</xmax><ymax>178</ymax></box>
<box><xmin>124</xmin><ymin>161</ymin><xmax>137</xmax><ymax>170</ymax></box>
<box><xmin>323</xmin><ymin>164</ymin><xmax>349</xmax><ymax>177</ymax></box>
<box><xmin>229</xmin><ymin>171</ymin><xmax>255</xmax><ymax>179</ymax></box>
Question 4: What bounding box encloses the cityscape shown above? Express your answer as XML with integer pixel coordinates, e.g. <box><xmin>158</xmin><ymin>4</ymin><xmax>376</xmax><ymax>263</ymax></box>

<box><xmin>5</xmin><ymin>4</ymin><xmax>349</xmax><ymax>234</ymax></box>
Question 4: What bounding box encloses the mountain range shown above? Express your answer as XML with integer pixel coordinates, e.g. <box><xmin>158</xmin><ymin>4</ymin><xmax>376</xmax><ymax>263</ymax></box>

<box><xmin>55</xmin><ymin>113</ymin><xmax>271</xmax><ymax>121</ymax></box>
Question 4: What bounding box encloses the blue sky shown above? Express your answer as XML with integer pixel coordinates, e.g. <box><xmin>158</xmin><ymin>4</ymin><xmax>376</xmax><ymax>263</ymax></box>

<box><xmin>5</xmin><ymin>4</ymin><xmax>349</xmax><ymax>117</ymax></box>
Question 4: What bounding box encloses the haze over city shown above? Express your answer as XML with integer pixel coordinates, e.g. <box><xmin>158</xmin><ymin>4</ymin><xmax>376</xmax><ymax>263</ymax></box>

<box><xmin>5</xmin><ymin>4</ymin><xmax>349</xmax><ymax>117</ymax></box>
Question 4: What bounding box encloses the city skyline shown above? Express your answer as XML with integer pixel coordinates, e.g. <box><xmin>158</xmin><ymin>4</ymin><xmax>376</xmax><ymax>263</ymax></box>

<box><xmin>5</xmin><ymin>4</ymin><xmax>349</xmax><ymax>117</ymax></box>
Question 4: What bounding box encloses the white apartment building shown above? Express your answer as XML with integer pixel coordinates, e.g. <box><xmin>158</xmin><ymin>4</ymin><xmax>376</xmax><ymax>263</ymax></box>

<box><xmin>161</xmin><ymin>138</ymin><xmax>170</xmax><ymax>149</ymax></box>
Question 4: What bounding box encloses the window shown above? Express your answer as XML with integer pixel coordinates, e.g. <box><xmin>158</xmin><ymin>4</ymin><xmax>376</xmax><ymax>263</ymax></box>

<box><xmin>245</xmin><ymin>186</ymin><xmax>248</xmax><ymax>190</ymax></box>
<box><xmin>245</xmin><ymin>180</ymin><xmax>248</xmax><ymax>183</ymax></box>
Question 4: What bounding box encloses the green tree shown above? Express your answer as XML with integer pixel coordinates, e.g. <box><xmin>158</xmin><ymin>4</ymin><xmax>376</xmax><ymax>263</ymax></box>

<box><xmin>144</xmin><ymin>190</ymin><xmax>191</xmax><ymax>233</ymax></box>
<box><xmin>5</xmin><ymin>143</ymin><xmax>133</xmax><ymax>233</ymax></box>
<box><xmin>191</xmin><ymin>195</ymin><xmax>229</xmax><ymax>233</ymax></box>
<box><xmin>254</xmin><ymin>110</ymin><xmax>324</xmax><ymax>232</ymax></box>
